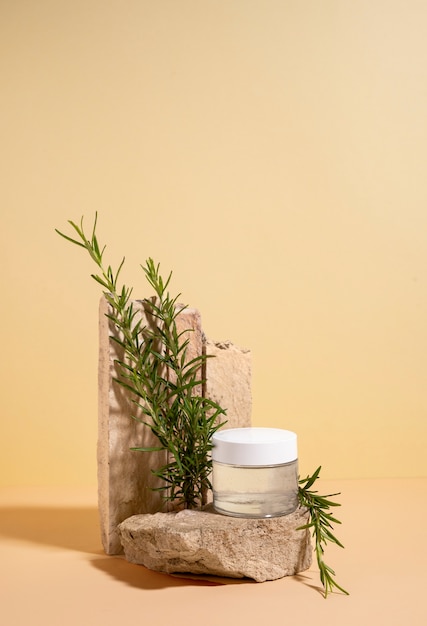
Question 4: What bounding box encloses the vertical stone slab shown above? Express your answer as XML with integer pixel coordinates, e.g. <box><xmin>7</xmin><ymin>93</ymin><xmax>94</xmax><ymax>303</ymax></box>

<box><xmin>204</xmin><ymin>339</ymin><xmax>252</xmax><ymax>430</ymax></box>
<box><xmin>170</xmin><ymin>305</ymin><xmax>203</xmax><ymax>393</ymax></box>
<box><xmin>98</xmin><ymin>297</ymin><xmax>203</xmax><ymax>555</ymax></box>
<box><xmin>98</xmin><ymin>299</ymin><xmax>252</xmax><ymax>555</ymax></box>
<box><xmin>98</xmin><ymin>297</ymin><xmax>163</xmax><ymax>555</ymax></box>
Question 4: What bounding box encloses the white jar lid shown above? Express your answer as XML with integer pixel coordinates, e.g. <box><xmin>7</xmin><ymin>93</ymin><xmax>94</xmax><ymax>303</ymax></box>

<box><xmin>212</xmin><ymin>427</ymin><xmax>298</xmax><ymax>466</ymax></box>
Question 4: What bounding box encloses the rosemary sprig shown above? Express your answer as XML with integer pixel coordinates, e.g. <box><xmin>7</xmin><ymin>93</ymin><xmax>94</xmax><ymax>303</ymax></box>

<box><xmin>298</xmin><ymin>466</ymin><xmax>349</xmax><ymax>598</ymax></box>
<box><xmin>56</xmin><ymin>214</ymin><xmax>227</xmax><ymax>509</ymax></box>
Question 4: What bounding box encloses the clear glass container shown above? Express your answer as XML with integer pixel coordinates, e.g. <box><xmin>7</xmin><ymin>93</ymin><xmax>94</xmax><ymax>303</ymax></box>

<box><xmin>212</xmin><ymin>428</ymin><xmax>299</xmax><ymax>519</ymax></box>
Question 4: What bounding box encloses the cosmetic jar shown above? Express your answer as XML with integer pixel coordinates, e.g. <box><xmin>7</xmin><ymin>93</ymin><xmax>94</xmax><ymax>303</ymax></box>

<box><xmin>212</xmin><ymin>427</ymin><xmax>299</xmax><ymax>518</ymax></box>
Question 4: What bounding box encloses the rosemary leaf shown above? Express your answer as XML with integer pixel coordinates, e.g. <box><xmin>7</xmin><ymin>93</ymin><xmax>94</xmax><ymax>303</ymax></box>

<box><xmin>298</xmin><ymin>467</ymin><xmax>349</xmax><ymax>598</ymax></box>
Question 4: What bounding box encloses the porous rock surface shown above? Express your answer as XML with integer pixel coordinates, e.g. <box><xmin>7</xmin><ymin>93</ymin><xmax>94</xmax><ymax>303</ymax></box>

<box><xmin>204</xmin><ymin>339</ymin><xmax>251</xmax><ymax>430</ymax></box>
<box><xmin>118</xmin><ymin>505</ymin><xmax>312</xmax><ymax>582</ymax></box>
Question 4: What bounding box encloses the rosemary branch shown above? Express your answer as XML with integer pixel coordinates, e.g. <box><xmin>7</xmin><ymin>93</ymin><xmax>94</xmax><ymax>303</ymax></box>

<box><xmin>56</xmin><ymin>214</ymin><xmax>227</xmax><ymax>509</ymax></box>
<box><xmin>298</xmin><ymin>466</ymin><xmax>349</xmax><ymax>598</ymax></box>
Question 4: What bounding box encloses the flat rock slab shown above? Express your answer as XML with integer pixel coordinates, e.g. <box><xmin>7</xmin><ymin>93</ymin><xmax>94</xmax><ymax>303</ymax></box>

<box><xmin>118</xmin><ymin>505</ymin><xmax>312</xmax><ymax>582</ymax></box>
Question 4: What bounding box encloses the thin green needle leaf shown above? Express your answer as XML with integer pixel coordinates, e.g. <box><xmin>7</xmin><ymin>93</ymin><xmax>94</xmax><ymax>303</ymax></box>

<box><xmin>299</xmin><ymin>465</ymin><xmax>322</xmax><ymax>489</ymax></box>
<box><xmin>298</xmin><ymin>471</ymin><xmax>349</xmax><ymax>598</ymax></box>
<box><xmin>55</xmin><ymin>229</ymin><xmax>86</xmax><ymax>247</ymax></box>
<box><xmin>131</xmin><ymin>445</ymin><xmax>164</xmax><ymax>452</ymax></box>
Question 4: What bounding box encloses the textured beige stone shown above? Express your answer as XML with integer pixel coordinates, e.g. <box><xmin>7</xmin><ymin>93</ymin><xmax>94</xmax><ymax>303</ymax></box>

<box><xmin>98</xmin><ymin>298</ymin><xmax>203</xmax><ymax>554</ymax></box>
<box><xmin>204</xmin><ymin>339</ymin><xmax>251</xmax><ymax>430</ymax></box>
<box><xmin>98</xmin><ymin>298</ymin><xmax>158</xmax><ymax>555</ymax></box>
<box><xmin>173</xmin><ymin>304</ymin><xmax>203</xmax><ymax>394</ymax></box>
<box><xmin>98</xmin><ymin>297</ymin><xmax>252</xmax><ymax>555</ymax></box>
<box><xmin>118</xmin><ymin>505</ymin><xmax>312</xmax><ymax>582</ymax></box>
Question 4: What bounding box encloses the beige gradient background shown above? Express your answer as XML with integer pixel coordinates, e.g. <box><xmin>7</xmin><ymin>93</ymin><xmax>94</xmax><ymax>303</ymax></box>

<box><xmin>1</xmin><ymin>0</ymin><xmax>426</xmax><ymax>487</ymax></box>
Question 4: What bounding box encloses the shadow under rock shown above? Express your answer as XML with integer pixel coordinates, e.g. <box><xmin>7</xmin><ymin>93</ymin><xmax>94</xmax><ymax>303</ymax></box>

<box><xmin>0</xmin><ymin>506</ymin><xmax>102</xmax><ymax>554</ymax></box>
<box><xmin>0</xmin><ymin>505</ymin><xmax>256</xmax><ymax>591</ymax></box>
<box><xmin>90</xmin><ymin>555</ymin><xmax>231</xmax><ymax>590</ymax></box>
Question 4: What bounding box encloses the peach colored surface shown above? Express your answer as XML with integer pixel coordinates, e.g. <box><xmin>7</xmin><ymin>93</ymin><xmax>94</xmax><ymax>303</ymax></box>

<box><xmin>1</xmin><ymin>479</ymin><xmax>426</xmax><ymax>626</ymax></box>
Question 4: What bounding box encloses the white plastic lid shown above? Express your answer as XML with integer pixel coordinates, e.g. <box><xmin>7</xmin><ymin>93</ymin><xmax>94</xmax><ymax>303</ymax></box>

<box><xmin>212</xmin><ymin>427</ymin><xmax>298</xmax><ymax>466</ymax></box>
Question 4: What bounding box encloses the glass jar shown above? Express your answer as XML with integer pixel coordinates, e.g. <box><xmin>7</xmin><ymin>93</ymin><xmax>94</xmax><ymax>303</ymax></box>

<box><xmin>212</xmin><ymin>427</ymin><xmax>298</xmax><ymax>518</ymax></box>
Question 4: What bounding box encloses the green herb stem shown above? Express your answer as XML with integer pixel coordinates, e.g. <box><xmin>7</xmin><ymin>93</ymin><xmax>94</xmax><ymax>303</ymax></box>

<box><xmin>56</xmin><ymin>215</ymin><xmax>227</xmax><ymax>509</ymax></box>
<box><xmin>298</xmin><ymin>466</ymin><xmax>349</xmax><ymax>598</ymax></box>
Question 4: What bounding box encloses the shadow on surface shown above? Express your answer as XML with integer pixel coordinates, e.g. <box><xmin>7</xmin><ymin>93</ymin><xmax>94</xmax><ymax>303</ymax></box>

<box><xmin>0</xmin><ymin>506</ymin><xmax>102</xmax><ymax>554</ymax></box>
<box><xmin>0</xmin><ymin>505</ymin><xmax>252</xmax><ymax>590</ymax></box>
<box><xmin>90</xmin><ymin>556</ymin><xmax>231</xmax><ymax>590</ymax></box>
<box><xmin>293</xmin><ymin>572</ymin><xmax>325</xmax><ymax>596</ymax></box>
